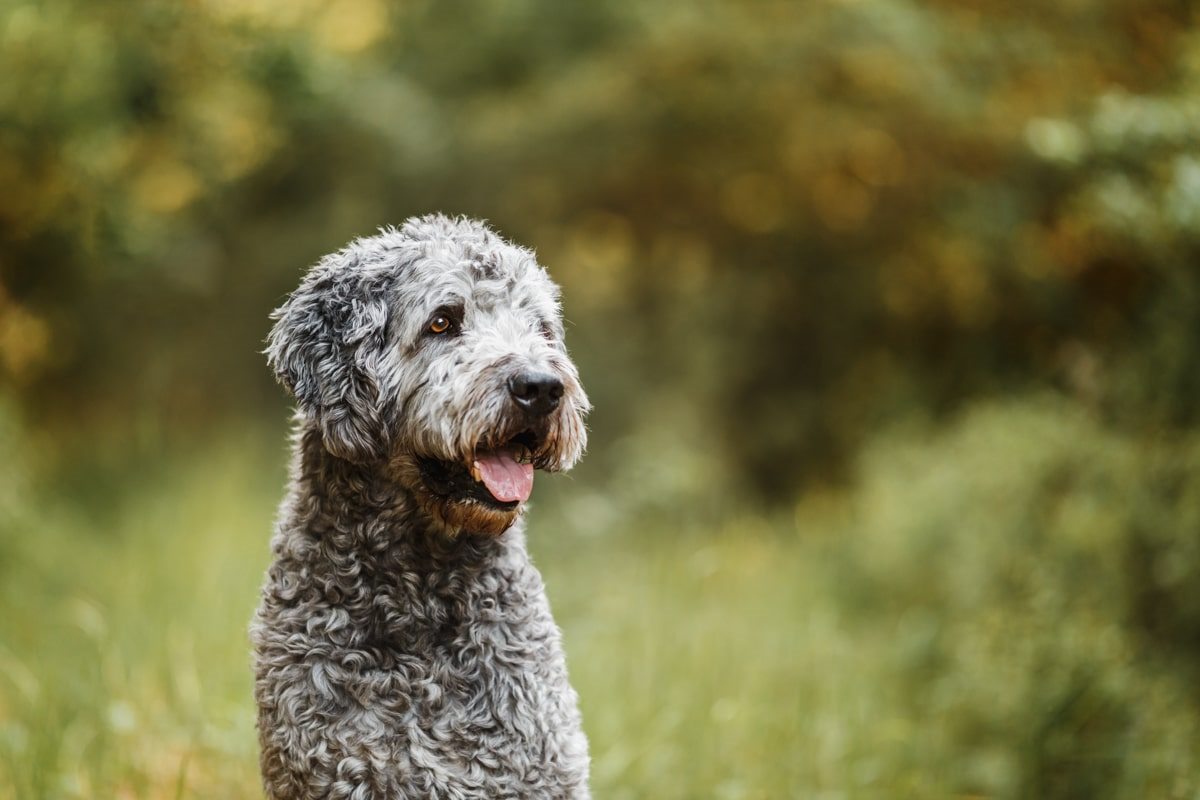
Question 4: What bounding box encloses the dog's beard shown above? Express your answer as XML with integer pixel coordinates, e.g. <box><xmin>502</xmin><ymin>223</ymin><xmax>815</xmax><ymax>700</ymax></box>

<box><xmin>389</xmin><ymin>400</ymin><xmax>587</xmax><ymax>537</ymax></box>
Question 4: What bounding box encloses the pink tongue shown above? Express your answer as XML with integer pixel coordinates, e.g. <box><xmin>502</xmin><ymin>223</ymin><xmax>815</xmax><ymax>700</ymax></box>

<box><xmin>474</xmin><ymin>450</ymin><xmax>534</xmax><ymax>503</ymax></box>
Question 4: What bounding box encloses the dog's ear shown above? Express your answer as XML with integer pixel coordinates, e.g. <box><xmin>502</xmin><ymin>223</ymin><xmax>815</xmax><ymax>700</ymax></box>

<box><xmin>266</xmin><ymin>248</ymin><xmax>392</xmax><ymax>463</ymax></box>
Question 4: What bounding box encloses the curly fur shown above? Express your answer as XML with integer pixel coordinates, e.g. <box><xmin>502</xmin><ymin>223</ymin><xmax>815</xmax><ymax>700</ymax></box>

<box><xmin>252</xmin><ymin>215</ymin><xmax>591</xmax><ymax>799</ymax></box>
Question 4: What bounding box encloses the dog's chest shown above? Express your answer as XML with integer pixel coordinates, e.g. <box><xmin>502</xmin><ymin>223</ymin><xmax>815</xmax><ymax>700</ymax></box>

<box><xmin>359</xmin><ymin>557</ymin><xmax>589</xmax><ymax>794</ymax></box>
<box><xmin>257</xmin><ymin>529</ymin><xmax>590</xmax><ymax>797</ymax></box>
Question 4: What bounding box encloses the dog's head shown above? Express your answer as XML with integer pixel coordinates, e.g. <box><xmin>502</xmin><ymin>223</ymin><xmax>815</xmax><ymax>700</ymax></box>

<box><xmin>266</xmin><ymin>215</ymin><xmax>589</xmax><ymax>535</ymax></box>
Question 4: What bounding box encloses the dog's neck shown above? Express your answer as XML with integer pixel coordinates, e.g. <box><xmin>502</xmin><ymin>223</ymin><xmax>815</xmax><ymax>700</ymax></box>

<box><xmin>288</xmin><ymin>421</ymin><xmax>516</xmax><ymax>567</ymax></box>
<box><xmin>294</xmin><ymin>423</ymin><xmax>406</xmax><ymax>511</ymax></box>
<box><xmin>273</xmin><ymin>422</ymin><xmax>529</xmax><ymax>658</ymax></box>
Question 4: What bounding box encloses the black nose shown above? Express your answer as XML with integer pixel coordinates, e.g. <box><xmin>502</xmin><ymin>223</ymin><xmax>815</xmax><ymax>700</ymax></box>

<box><xmin>508</xmin><ymin>371</ymin><xmax>564</xmax><ymax>417</ymax></box>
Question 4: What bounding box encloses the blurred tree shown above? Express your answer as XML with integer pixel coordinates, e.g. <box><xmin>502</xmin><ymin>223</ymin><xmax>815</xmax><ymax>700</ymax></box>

<box><xmin>0</xmin><ymin>0</ymin><xmax>1197</xmax><ymax>502</ymax></box>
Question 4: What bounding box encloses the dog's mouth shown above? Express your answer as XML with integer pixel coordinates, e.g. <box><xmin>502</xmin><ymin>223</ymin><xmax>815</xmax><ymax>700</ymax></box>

<box><xmin>416</xmin><ymin>429</ymin><xmax>543</xmax><ymax>511</ymax></box>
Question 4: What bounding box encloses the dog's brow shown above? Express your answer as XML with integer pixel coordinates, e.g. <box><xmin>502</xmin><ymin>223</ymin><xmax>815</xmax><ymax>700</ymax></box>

<box><xmin>422</xmin><ymin>292</ymin><xmax>467</xmax><ymax>317</ymax></box>
<box><xmin>470</xmin><ymin>279</ymin><xmax>514</xmax><ymax>309</ymax></box>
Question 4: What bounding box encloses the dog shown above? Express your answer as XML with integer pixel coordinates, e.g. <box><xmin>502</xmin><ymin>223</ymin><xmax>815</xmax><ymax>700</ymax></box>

<box><xmin>252</xmin><ymin>214</ymin><xmax>591</xmax><ymax>799</ymax></box>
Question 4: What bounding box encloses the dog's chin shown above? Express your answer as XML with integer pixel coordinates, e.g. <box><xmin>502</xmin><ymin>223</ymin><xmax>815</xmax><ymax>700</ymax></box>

<box><xmin>417</xmin><ymin>491</ymin><xmax>523</xmax><ymax>537</ymax></box>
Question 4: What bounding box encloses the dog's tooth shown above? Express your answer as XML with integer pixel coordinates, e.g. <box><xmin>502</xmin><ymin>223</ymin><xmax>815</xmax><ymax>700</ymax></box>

<box><xmin>469</xmin><ymin>462</ymin><xmax>481</xmax><ymax>482</ymax></box>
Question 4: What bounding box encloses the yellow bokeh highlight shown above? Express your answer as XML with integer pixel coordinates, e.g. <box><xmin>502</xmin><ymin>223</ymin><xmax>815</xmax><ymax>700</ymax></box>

<box><xmin>133</xmin><ymin>157</ymin><xmax>201</xmax><ymax>214</ymax></box>
<box><xmin>0</xmin><ymin>286</ymin><xmax>50</xmax><ymax>382</ymax></box>
<box><xmin>316</xmin><ymin>0</ymin><xmax>389</xmax><ymax>54</ymax></box>
<box><xmin>811</xmin><ymin>170</ymin><xmax>873</xmax><ymax>232</ymax></box>
<box><xmin>720</xmin><ymin>173</ymin><xmax>786</xmax><ymax>234</ymax></box>
<box><xmin>186</xmin><ymin>80</ymin><xmax>280</xmax><ymax>181</ymax></box>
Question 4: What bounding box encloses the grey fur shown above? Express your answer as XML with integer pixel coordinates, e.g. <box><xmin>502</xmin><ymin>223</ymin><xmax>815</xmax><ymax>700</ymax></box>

<box><xmin>252</xmin><ymin>215</ymin><xmax>591</xmax><ymax>799</ymax></box>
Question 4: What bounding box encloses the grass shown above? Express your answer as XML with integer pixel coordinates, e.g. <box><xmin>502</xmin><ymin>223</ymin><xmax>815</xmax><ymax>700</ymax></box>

<box><xmin>1</xmin><ymin>398</ymin><xmax>1199</xmax><ymax>798</ymax></box>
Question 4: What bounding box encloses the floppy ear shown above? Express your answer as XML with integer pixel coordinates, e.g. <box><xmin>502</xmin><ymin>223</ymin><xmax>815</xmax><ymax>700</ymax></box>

<box><xmin>265</xmin><ymin>249</ymin><xmax>392</xmax><ymax>463</ymax></box>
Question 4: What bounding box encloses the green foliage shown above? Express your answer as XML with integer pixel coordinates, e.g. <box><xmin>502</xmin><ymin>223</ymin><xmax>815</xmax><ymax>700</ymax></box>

<box><xmin>2</xmin><ymin>399</ymin><xmax>1198</xmax><ymax>798</ymax></box>
<box><xmin>0</xmin><ymin>431</ymin><xmax>277</xmax><ymax>798</ymax></box>
<box><xmin>2</xmin><ymin>3</ymin><xmax>1200</xmax><ymax>797</ymax></box>
<box><xmin>837</xmin><ymin>398</ymin><xmax>1200</xmax><ymax>798</ymax></box>
<box><xmin>2</xmin><ymin>1</ymin><xmax>1199</xmax><ymax>499</ymax></box>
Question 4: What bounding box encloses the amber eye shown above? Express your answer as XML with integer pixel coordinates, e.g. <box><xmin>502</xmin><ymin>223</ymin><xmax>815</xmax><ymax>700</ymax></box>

<box><xmin>429</xmin><ymin>315</ymin><xmax>452</xmax><ymax>334</ymax></box>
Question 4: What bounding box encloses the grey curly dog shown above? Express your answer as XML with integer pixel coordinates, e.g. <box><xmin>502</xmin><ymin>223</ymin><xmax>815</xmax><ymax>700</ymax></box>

<box><xmin>252</xmin><ymin>215</ymin><xmax>592</xmax><ymax>799</ymax></box>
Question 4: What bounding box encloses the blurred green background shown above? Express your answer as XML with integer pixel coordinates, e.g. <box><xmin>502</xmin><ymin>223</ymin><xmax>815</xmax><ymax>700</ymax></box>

<box><xmin>2</xmin><ymin>0</ymin><xmax>1200</xmax><ymax>797</ymax></box>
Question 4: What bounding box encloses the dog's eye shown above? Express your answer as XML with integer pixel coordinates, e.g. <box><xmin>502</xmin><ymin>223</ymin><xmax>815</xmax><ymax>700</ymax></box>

<box><xmin>424</xmin><ymin>306</ymin><xmax>464</xmax><ymax>339</ymax></box>
<box><xmin>538</xmin><ymin>320</ymin><xmax>556</xmax><ymax>341</ymax></box>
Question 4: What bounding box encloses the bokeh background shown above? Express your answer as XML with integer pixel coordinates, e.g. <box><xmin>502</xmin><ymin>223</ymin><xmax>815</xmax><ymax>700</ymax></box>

<box><xmin>2</xmin><ymin>1</ymin><xmax>1200</xmax><ymax>797</ymax></box>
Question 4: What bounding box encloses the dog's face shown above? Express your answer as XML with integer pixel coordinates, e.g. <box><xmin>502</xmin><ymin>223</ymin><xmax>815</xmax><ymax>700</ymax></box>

<box><xmin>266</xmin><ymin>215</ymin><xmax>589</xmax><ymax>535</ymax></box>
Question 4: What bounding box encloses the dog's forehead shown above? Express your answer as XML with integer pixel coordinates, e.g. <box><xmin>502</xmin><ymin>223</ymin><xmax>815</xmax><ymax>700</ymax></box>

<box><xmin>393</xmin><ymin>243</ymin><xmax>559</xmax><ymax>315</ymax></box>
